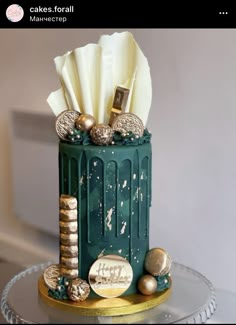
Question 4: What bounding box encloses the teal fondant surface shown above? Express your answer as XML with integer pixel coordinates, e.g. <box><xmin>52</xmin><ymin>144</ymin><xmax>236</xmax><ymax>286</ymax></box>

<box><xmin>59</xmin><ymin>142</ymin><xmax>152</xmax><ymax>296</ymax></box>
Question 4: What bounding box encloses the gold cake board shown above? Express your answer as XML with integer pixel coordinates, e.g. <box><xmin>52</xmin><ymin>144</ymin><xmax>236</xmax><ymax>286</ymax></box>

<box><xmin>38</xmin><ymin>276</ymin><xmax>172</xmax><ymax>317</ymax></box>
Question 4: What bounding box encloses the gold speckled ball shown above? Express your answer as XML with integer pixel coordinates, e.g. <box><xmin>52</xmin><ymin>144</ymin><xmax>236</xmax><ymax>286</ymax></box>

<box><xmin>138</xmin><ymin>274</ymin><xmax>157</xmax><ymax>295</ymax></box>
<box><xmin>67</xmin><ymin>278</ymin><xmax>90</xmax><ymax>302</ymax></box>
<box><xmin>75</xmin><ymin>114</ymin><xmax>96</xmax><ymax>132</ymax></box>
<box><xmin>90</xmin><ymin>124</ymin><xmax>114</xmax><ymax>145</ymax></box>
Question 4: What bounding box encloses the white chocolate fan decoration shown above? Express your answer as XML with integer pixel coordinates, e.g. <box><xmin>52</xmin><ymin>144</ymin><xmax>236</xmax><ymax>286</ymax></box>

<box><xmin>47</xmin><ymin>31</ymin><xmax>152</xmax><ymax>126</ymax></box>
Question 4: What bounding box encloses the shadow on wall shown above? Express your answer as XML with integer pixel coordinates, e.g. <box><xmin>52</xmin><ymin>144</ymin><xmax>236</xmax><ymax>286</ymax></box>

<box><xmin>10</xmin><ymin>110</ymin><xmax>59</xmax><ymax>236</ymax></box>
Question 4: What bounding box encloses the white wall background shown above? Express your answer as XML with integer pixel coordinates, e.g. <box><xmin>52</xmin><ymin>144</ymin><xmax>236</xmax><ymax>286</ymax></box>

<box><xmin>0</xmin><ymin>29</ymin><xmax>235</xmax><ymax>292</ymax></box>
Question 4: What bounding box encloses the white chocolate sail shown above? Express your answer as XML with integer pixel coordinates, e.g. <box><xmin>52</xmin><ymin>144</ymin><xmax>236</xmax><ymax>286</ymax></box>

<box><xmin>47</xmin><ymin>88</ymin><xmax>68</xmax><ymax>116</ymax></box>
<box><xmin>47</xmin><ymin>31</ymin><xmax>152</xmax><ymax>126</ymax></box>
<box><xmin>73</xmin><ymin>44</ymin><xmax>113</xmax><ymax>123</ymax></box>
<box><xmin>48</xmin><ymin>45</ymin><xmax>113</xmax><ymax>123</ymax></box>
<box><xmin>54</xmin><ymin>51</ymin><xmax>82</xmax><ymax>113</ymax></box>
<box><xmin>99</xmin><ymin>31</ymin><xmax>152</xmax><ymax>126</ymax></box>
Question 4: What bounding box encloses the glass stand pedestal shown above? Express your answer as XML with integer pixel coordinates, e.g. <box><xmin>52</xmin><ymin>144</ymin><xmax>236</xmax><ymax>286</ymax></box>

<box><xmin>1</xmin><ymin>262</ymin><xmax>216</xmax><ymax>324</ymax></box>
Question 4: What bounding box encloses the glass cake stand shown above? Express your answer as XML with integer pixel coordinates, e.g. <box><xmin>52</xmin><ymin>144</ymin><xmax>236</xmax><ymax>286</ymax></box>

<box><xmin>1</xmin><ymin>262</ymin><xmax>216</xmax><ymax>324</ymax></box>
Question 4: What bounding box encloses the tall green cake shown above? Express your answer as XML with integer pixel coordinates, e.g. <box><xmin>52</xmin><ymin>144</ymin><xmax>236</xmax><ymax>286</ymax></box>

<box><xmin>39</xmin><ymin>31</ymin><xmax>172</xmax><ymax>316</ymax></box>
<box><xmin>59</xmin><ymin>142</ymin><xmax>151</xmax><ymax>295</ymax></box>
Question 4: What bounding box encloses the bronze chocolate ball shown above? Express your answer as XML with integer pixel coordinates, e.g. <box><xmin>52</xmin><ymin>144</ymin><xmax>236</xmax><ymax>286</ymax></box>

<box><xmin>138</xmin><ymin>274</ymin><xmax>157</xmax><ymax>295</ymax></box>
<box><xmin>75</xmin><ymin>114</ymin><xmax>96</xmax><ymax>132</ymax></box>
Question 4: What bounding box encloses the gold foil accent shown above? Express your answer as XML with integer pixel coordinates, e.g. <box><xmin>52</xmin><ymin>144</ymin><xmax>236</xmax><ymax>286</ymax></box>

<box><xmin>38</xmin><ymin>275</ymin><xmax>172</xmax><ymax>316</ymax></box>
<box><xmin>60</xmin><ymin>233</ymin><xmax>78</xmax><ymax>246</ymax></box>
<box><xmin>61</xmin><ymin>256</ymin><xmax>78</xmax><ymax>269</ymax></box>
<box><xmin>59</xmin><ymin>195</ymin><xmax>77</xmax><ymax>210</ymax></box>
<box><xmin>43</xmin><ymin>264</ymin><xmax>61</xmax><ymax>290</ymax></box>
<box><xmin>59</xmin><ymin>209</ymin><xmax>77</xmax><ymax>222</ymax></box>
<box><xmin>60</xmin><ymin>245</ymin><xmax>78</xmax><ymax>257</ymax></box>
<box><xmin>88</xmin><ymin>254</ymin><xmax>133</xmax><ymax>298</ymax></box>
<box><xmin>145</xmin><ymin>248</ymin><xmax>172</xmax><ymax>277</ymax></box>
<box><xmin>109</xmin><ymin>86</ymin><xmax>130</xmax><ymax>126</ymax></box>
<box><xmin>60</xmin><ymin>267</ymin><xmax>78</xmax><ymax>279</ymax></box>
<box><xmin>59</xmin><ymin>221</ymin><xmax>78</xmax><ymax>234</ymax></box>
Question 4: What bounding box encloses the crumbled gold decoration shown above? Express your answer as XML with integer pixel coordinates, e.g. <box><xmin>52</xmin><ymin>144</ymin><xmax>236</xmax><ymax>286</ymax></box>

<box><xmin>75</xmin><ymin>114</ymin><xmax>96</xmax><ymax>132</ymax></box>
<box><xmin>67</xmin><ymin>278</ymin><xmax>90</xmax><ymax>301</ymax></box>
<box><xmin>90</xmin><ymin>124</ymin><xmax>114</xmax><ymax>145</ymax></box>
<box><xmin>55</xmin><ymin>111</ymin><xmax>81</xmax><ymax>141</ymax></box>
<box><xmin>111</xmin><ymin>112</ymin><xmax>144</xmax><ymax>137</ymax></box>
<box><xmin>145</xmin><ymin>248</ymin><xmax>172</xmax><ymax>277</ymax></box>
<box><xmin>137</xmin><ymin>274</ymin><xmax>157</xmax><ymax>295</ymax></box>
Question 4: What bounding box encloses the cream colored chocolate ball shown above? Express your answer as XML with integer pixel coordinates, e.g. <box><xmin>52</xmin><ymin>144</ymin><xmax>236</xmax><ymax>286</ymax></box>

<box><xmin>138</xmin><ymin>274</ymin><xmax>157</xmax><ymax>295</ymax></box>
<box><xmin>75</xmin><ymin>114</ymin><xmax>96</xmax><ymax>132</ymax></box>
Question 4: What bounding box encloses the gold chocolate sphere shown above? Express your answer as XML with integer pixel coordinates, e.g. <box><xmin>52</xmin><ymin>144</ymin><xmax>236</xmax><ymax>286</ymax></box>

<box><xmin>90</xmin><ymin>124</ymin><xmax>114</xmax><ymax>145</ymax></box>
<box><xmin>145</xmin><ymin>248</ymin><xmax>172</xmax><ymax>277</ymax></box>
<box><xmin>67</xmin><ymin>278</ymin><xmax>90</xmax><ymax>302</ymax></box>
<box><xmin>138</xmin><ymin>274</ymin><xmax>157</xmax><ymax>295</ymax></box>
<box><xmin>75</xmin><ymin>114</ymin><xmax>96</xmax><ymax>132</ymax></box>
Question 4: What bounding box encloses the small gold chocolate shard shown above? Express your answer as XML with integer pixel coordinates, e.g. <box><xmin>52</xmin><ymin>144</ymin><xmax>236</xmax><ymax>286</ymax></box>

<box><xmin>60</xmin><ymin>209</ymin><xmax>77</xmax><ymax>222</ymax></box>
<box><xmin>60</xmin><ymin>266</ymin><xmax>78</xmax><ymax>279</ymax></box>
<box><xmin>109</xmin><ymin>86</ymin><xmax>130</xmax><ymax>126</ymax></box>
<box><xmin>59</xmin><ymin>194</ymin><xmax>77</xmax><ymax>210</ymax></box>
<box><xmin>60</xmin><ymin>245</ymin><xmax>78</xmax><ymax>257</ymax></box>
<box><xmin>59</xmin><ymin>221</ymin><xmax>78</xmax><ymax>234</ymax></box>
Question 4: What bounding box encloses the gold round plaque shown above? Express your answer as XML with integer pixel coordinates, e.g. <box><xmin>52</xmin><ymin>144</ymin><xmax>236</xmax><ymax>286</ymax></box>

<box><xmin>145</xmin><ymin>248</ymin><xmax>172</xmax><ymax>277</ymax></box>
<box><xmin>88</xmin><ymin>255</ymin><xmax>133</xmax><ymax>298</ymax></box>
